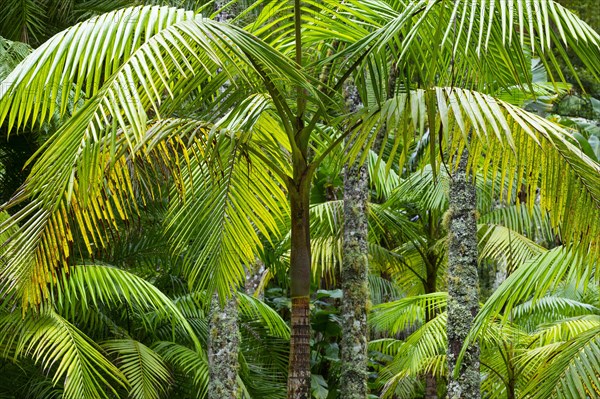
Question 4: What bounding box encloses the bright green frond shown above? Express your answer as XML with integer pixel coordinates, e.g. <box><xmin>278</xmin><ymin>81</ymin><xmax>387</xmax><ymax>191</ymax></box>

<box><xmin>370</xmin><ymin>292</ymin><xmax>447</xmax><ymax>335</ymax></box>
<box><xmin>526</xmin><ymin>325</ymin><xmax>600</xmax><ymax>399</ymax></box>
<box><xmin>478</xmin><ymin>223</ymin><xmax>546</xmax><ymax>273</ymax></box>
<box><xmin>104</xmin><ymin>339</ymin><xmax>171</xmax><ymax>399</ymax></box>
<box><xmin>153</xmin><ymin>341</ymin><xmax>208</xmax><ymax>399</ymax></box>
<box><xmin>0</xmin><ymin>309</ymin><xmax>126</xmax><ymax>399</ymax></box>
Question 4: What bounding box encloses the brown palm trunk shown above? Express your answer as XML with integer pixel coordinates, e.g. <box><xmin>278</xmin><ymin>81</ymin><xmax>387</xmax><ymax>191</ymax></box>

<box><xmin>446</xmin><ymin>149</ymin><xmax>481</xmax><ymax>399</ymax></box>
<box><xmin>425</xmin><ymin>259</ymin><xmax>438</xmax><ymax>399</ymax></box>
<box><xmin>288</xmin><ymin>178</ymin><xmax>312</xmax><ymax>399</ymax></box>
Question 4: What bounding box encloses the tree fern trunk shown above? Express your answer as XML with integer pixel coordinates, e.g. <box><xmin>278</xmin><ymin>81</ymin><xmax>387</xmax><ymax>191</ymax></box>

<box><xmin>446</xmin><ymin>149</ymin><xmax>481</xmax><ymax>399</ymax></box>
<box><xmin>208</xmin><ymin>294</ymin><xmax>240</xmax><ymax>399</ymax></box>
<box><xmin>340</xmin><ymin>81</ymin><xmax>369</xmax><ymax>399</ymax></box>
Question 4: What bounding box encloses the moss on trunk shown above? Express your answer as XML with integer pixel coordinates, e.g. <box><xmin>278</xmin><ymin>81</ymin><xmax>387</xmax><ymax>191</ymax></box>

<box><xmin>208</xmin><ymin>294</ymin><xmax>240</xmax><ymax>399</ymax></box>
<box><xmin>446</xmin><ymin>150</ymin><xmax>481</xmax><ymax>399</ymax></box>
<box><xmin>340</xmin><ymin>82</ymin><xmax>369</xmax><ymax>399</ymax></box>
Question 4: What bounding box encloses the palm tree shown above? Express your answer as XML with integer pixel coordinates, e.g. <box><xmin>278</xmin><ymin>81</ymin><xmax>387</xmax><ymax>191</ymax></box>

<box><xmin>1</xmin><ymin>1</ymin><xmax>600</xmax><ymax>397</ymax></box>
<box><xmin>371</xmin><ymin>252</ymin><xmax>600</xmax><ymax>398</ymax></box>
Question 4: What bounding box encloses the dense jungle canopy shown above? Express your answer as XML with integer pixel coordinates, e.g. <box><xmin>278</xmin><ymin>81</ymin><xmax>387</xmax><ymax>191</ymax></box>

<box><xmin>0</xmin><ymin>1</ymin><xmax>599</xmax><ymax>398</ymax></box>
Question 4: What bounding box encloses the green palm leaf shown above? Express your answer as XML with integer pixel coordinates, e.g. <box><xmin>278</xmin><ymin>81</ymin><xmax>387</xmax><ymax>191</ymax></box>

<box><xmin>104</xmin><ymin>339</ymin><xmax>171</xmax><ymax>399</ymax></box>
<box><xmin>153</xmin><ymin>341</ymin><xmax>209</xmax><ymax>399</ymax></box>
<box><xmin>0</xmin><ymin>308</ymin><xmax>126</xmax><ymax>399</ymax></box>
<box><xmin>525</xmin><ymin>325</ymin><xmax>600</xmax><ymax>399</ymax></box>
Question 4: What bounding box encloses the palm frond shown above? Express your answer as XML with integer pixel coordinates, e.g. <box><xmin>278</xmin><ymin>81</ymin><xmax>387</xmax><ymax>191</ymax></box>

<box><xmin>370</xmin><ymin>292</ymin><xmax>447</xmax><ymax>335</ymax></box>
<box><xmin>237</xmin><ymin>292</ymin><xmax>290</xmax><ymax>339</ymax></box>
<box><xmin>0</xmin><ymin>309</ymin><xmax>126</xmax><ymax>399</ymax></box>
<box><xmin>464</xmin><ymin>246</ymin><xmax>595</xmax><ymax>362</ymax></box>
<box><xmin>352</xmin><ymin>87</ymin><xmax>600</xmax><ymax>261</ymax></box>
<box><xmin>480</xmin><ymin>204</ymin><xmax>555</xmax><ymax>245</ymax></box>
<box><xmin>478</xmin><ymin>223</ymin><xmax>546</xmax><ymax>274</ymax></box>
<box><xmin>104</xmin><ymin>339</ymin><xmax>171</xmax><ymax>399</ymax></box>
<box><xmin>53</xmin><ymin>263</ymin><xmax>201</xmax><ymax>348</ymax></box>
<box><xmin>153</xmin><ymin>341</ymin><xmax>208</xmax><ymax>399</ymax></box>
<box><xmin>165</xmin><ymin>134</ymin><xmax>287</xmax><ymax>298</ymax></box>
<box><xmin>376</xmin><ymin>312</ymin><xmax>448</xmax><ymax>398</ymax></box>
<box><xmin>525</xmin><ymin>325</ymin><xmax>600</xmax><ymax>399</ymax></box>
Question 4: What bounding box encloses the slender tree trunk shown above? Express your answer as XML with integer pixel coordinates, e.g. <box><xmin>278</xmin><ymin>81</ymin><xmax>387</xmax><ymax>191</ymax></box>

<box><xmin>446</xmin><ymin>149</ymin><xmax>481</xmax><ymax>399</ymax></box>
<box><xmin>208</xmin><ymin>294</ymin><xmax>240</xmax><ymax>399</ymax></box>
<box><xmin>288</xmin><ymin>176</ymin><xmax>312</xmax><ymax>399</ymax></box>
<box><xmin>340</xmin><ymin>82</ymin><xmax>369</xmax><ymax>399</ymax></box>
<box><xmin>244</xmin><ymin>258</ymin><xmax>265</xmax><ymax>298</ymax></box>
<box><xmin>424</xmin><ymin>258</ymin><xmax>439</xmax><ymax>399</ymax></box>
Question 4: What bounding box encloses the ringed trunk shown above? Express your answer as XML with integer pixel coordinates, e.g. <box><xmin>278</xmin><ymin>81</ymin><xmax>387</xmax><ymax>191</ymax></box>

<box><xmin>446</xmin><ymin>149</ymin><xmax>481</xmax><ymax>399</ymax></box>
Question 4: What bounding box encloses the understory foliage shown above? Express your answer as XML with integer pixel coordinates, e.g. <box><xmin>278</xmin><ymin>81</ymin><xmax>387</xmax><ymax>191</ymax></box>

<box><xmin>0</xmin><ymin>0</ymin><xmax>598</xmax><ymax>398</ymax></box>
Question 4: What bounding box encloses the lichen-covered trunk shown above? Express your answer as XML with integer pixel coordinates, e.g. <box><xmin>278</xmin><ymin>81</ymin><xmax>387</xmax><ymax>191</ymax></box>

<box><xmin>288</xmin><ymin>179</ymin><xmax>312</xmax><ymax>399</ymax></box>
<box><xmin>208</xmin><ymin>294</ymin><xmax>240</xmax><ymax>399</ymax></box>
<box><xmin>446</xmin><ymin>150</ymin><xmax>481</xmax><ymax>399</ymax></box>
<box><xmin>213</xmin><ymin>0</ymin><xmax>238</xmax><ymax>23</ymax></box>
<box><xmin>244</xmin><ymin>258</ymin><xmax>265</xmax><ymax>298</ymax></box>
<box><xmin>340</xmin><ymin>82</ymin><xmax>369</xmax><ymax>399</ymax></box>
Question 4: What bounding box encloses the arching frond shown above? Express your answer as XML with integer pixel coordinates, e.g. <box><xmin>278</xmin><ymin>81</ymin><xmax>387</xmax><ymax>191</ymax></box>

<box><xmin>153</xmin><ymin>341</ymin><xmax>208</xmax><ymax>399</ymax></box>
<box><xmin>237</xmin><ymin>292</ymin><xmax>290</xmax><ymax>339</ymax></box>
<box><xmin>352</xmin><ymin>87</ymin><xmax>600</xmax><ymax>261</ymax></box>
<box><xmin>0</xmin><ymin>309</ymin><xmax>126</xmax><ymax>399</ymax></box>
<box><xmin>464</xmin><ymin>247</ymin><xmax>596</xmax><ymax>363</ymax></box>
<box><xmin>525</xmin><ymin>325</ymin><xmax>600</xmax><ymax>399</ymax></box>
<box><xmin>478</xmin><ymin>223</ymin><xmax>546</xmax><ymax>273</ymax></box>
<box><xmin>376</xmin><ymin>312</ymin><xmax>448</xmax><ymax>398</ymax></box>
<box><xmin>370</xmin><ymin>292</ymin><xmax>447</xmax><ymax>334</ymax></box>
<box><xmin>513</xmin><ymin>298</ymin><xmax>600</xmax><ymax>332</ymax></box>
<box><xmin>103</xmin><ymin>339</ymin><xmax>171</xmax><ymax>399</ymax></box>
<box><xmin>53</xmin><ymin>263</ymin><xmax>201</xmax><ymax>349</ymax></box>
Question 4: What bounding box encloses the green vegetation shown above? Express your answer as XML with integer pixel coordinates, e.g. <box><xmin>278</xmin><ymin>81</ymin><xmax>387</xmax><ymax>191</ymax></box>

<box><xmin>0</xmin><ymin>1</ymin><xmax>598</xmax><ymax>398</ymax></box>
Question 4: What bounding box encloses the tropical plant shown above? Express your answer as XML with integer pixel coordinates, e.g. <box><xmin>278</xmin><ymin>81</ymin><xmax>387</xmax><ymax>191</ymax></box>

<box><xmin>1</xmin><ymin>1</ymin><xmax>600</xmax><ymax>398</ymax></box>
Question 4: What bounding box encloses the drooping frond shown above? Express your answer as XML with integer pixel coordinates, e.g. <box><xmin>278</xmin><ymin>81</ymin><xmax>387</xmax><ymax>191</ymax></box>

<box><xmin>328</xmin><ymin>0</ymin><xmax>600</xmax><ymax>94</ymax></box>
<box><xmin>0</xmin><ymin>309</ymin><xmax>126</xmax><ymax>399</ymax></box>
<box><xmin>478</xmin><ymin>223</ymin><xmax>546</xmax><ymax>273</ymax></box>
<box><xmin>103</xmin><ymin>339</ymin><xmax>171</xmax><ymax>399</ymax></box>
<box><xmin>165</xmin><ymin>134</ymin><xmax>287</xmax><ymax>298</ymax></box>
<box><xmin>480</xmin><ymin>204</ymin><xmax>555</xmax><ymax>244</ymax></box>
<box><xmin>153</xmin><ymin>341</ymin><xmax>208</xmax><ymax>399</ymax></box>
<box><xmin>525</xmin><ymin>325</ymin><xmax>600</xmax><ymax>399</ymax></box>
<box><xmin>352</xmin><ymin>87</ymin><xmax>600</xmax><ymax>261</ymax></box>
<box><xmin>309</xmin><ymin>198</ymin><xmax>419</xmax><ymax>282</ymax></box>
<box><xmin>370</xmin><ymin>292</ymin><xmax>447</xmax><ymax>335</ymax></box>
